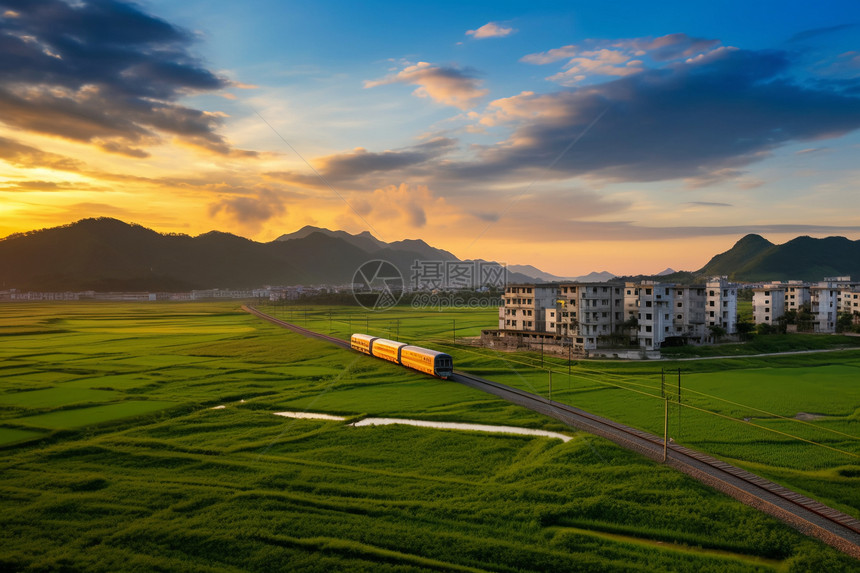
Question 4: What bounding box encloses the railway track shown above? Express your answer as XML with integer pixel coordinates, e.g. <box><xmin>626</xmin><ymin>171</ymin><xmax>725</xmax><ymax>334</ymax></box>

<box><xmin>244</xmin><ymin>306</ymin><xmax>860</xmax><ymax>559</ymax></box>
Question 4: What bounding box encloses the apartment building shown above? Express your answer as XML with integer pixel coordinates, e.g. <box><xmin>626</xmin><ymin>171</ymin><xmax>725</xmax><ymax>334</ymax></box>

<box><xmin>810</xmin><ymin>278</ymin><xmax>850</xmax><ymax>333</ymax></box>
<box><xmin>553</xmin><ymin>282</ymin><xmax>626</xmax><ymax>351</ymax></box>
<box><xmin>840</xmin><ymin>286</ymin><xmax>860</xmax><ymax>316</ymax></box>
<box><xmin>499</xmin><ymin>284</ymin><xmax>557</xmax><ymax>332</ymax></box>
<box><xmin>636</xmin><ymin>282</ymin><xmax>674</xmax><ymax>350</ymax></box>
<box><xmin>752</xmin><ymin>283</ymin><xmax>787</xmax><ymax>325</ymax></box>
<box><xmin>706</xmin><ymin>277</ymin><xmax>738</xmax><ymax>336</ymax></box>
<box><xmin>783</xmin><ymin>281</ymin><xmax>811</xmax><ymax>312</ymax></box>
<box><xmin>671</xmin><ymin>285</ymin><xmax>708</xmax><ymax>343</ymax></box>
<box><xmin>495</xmin><ymin>278</ymin><xmax>736</xmax><ymax>353</ymax></box>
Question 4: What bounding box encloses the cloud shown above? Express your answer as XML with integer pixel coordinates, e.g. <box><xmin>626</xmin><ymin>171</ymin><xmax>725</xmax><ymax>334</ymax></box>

<box><xmin>338</xmin><ymin>184</ymin><xmax>451</xmax><ymax>231</ymax></box>
<box><xmin>684</xmin><ymin>201</ymin><xmax>732</xmax><ymax>207</ymax></box>
<box><xmin>0</xmin><ymin>0</ymin><xmax>252</xmax><ymax>156</ymax></box>
<box><xmin>457</xmin><ymin>47</ymin><xmax>860</xmax><ymax>184</ymax></box>
<box><xmin>208</xmin><ymin>188</ymin><xmax>287</xmax><ymax>229</ymax></box>
<box><xmin>265</xmin><ymin>138</ymin><xmax>457</xmax><ymax>187</ymax></box>
<box><xmin>547</xmin><ymin>49</ymin><xmax>643</xmax><ymax>85</ymax></box>
<box><xmin>522</xmin><ymin>34</ymin><xmax>719</xmax><ymax>85</ymax></box>
<box><xmin>0</xmin><ymin>179</ymin><xmax>84</xmax><ymax>192</ymax></box>
<box><xmin>623</xmin><ymin>33</ymin><xmax>721</xmax><ymax>62</ymax></box>
<box><xmin>0</xmin><ymin>135</ymin><xmax>85</xmax><ymax>172</ymax></box>
<box><xmin>787</xmin><ymin>24</ymin><xmax>858</xmax><ymax>43</ymax></box>
<box><xmin>466</xmin><ymin>22</ymin><xmax>515</xmax><ymax>39</ymax></box>
<box><xmin>365</xmin><ymin>62</ymin><xmax>488</xmax><ymax>109</ymax></box>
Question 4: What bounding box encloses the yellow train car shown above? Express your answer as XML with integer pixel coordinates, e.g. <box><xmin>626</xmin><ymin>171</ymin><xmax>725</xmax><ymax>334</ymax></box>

<box><xmin>399</xmin><ymin>346</ymin><xmax>438</xmax><ymax>377</ymax></box>
<box><xmin>350</xmin><ymin>334</ymin><xmax>453</xmax><ymax>378</ymax></box>
<box><xmin>350</xmin><ymin>333</ymin><xmax>376</xmax><ymax>355</ymax></box>
<box><xmin>369</xmin><ymin>337</ymin><xmax>407</xmax><ymax>364</ymax></box>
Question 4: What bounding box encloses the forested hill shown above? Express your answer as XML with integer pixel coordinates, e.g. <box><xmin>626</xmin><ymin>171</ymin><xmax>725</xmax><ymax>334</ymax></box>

<box><xmin>695</xmin><ymin>234</ymin><xmax>860</xmax><ymax>281</ymax></box>
<box><xmin>0</xmin><ymin>218</ymin><xmax>532</xmax><ymax>291</ymax></box>
<box><xmin>3</xmin><ymin>220</ymin><xmax>857</xmax><ymax>291</ymax></box>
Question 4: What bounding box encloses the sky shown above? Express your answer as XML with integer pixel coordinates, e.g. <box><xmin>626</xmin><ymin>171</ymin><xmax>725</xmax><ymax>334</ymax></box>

<box><xmin>1</xmin><ymin>0</ymin><xmax>860</xmax><ymax>277</ymax></box>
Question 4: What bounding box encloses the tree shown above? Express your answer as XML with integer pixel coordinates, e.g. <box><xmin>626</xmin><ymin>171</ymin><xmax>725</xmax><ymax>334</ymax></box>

<box><xmin>736</xmin><ymin>316</ymin><xmax>754</xmax><ymax>341</ymax></box>
<box><xmin>837</xmin><ymin>312</ymin><xmax>854</xmax><ymax>333</ymax></box>
<box><xmin>709</xmin><ymin>324</ymin><xmax>727</xmax><ymax>342</ymax></box>
<box><xmin>797</xmin><ymin>303</ymin><xmax>815</xmax><ymax>333</ymax></box>
<box><xmin>756</xmin><ymin>323</ymin><xmax>775</xmax><ymax>335</ymax></box>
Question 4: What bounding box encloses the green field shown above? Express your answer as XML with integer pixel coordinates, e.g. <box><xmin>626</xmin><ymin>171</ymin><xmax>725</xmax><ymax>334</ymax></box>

<box><xmin>285</xmin><ymin>304</ymin><xmax>860</xmax><ymax>519</ymax></box>
<box><xmin>0</xmin><ymin>301</ymin><xmax>857</xmax><ymax>571</ymax></box>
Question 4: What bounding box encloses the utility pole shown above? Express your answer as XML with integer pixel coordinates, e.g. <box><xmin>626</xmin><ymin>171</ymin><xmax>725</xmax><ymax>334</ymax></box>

<box><xmin>661</xmin><ymin>368</ymin><xmax>665</xmax><ymax>398</ymax></box>
<box><xmin>548</xmin><ymin>370</ymin><xmax>552</xmax><ymax>402</ymax></box>
<box><xmin>663</xmin><ymin>396</ymin><xmax>669</xmax><ymax>462</ymax></box>
<box><xmin>677</xmin><ymin>368</ymin><xmax>682</xmax><ymax>440</ymax></box>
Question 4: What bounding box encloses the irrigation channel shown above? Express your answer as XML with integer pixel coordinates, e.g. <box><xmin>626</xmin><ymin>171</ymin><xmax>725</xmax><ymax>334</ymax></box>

<box><xmin>243</xmin><ymin>305</ymin><xmax>860</xmax><ymax>559</ymax></box>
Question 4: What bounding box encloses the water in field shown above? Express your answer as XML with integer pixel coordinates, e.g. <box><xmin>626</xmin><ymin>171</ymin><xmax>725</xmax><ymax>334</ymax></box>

<box><xmin>271</xmin><ymin>410</ymin><xmax>572</xmax><ymax>441</ymax></box>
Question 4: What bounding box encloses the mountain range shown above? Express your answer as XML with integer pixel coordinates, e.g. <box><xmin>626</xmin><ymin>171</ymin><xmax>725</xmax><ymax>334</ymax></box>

<box><xmin>695</xmin><ymin>234</ymin><xmax>860</xmax><ymax>282</ymax></box>
<box><xmin>0</xmin><ymin>219</ymin><xmax>533</xmax><ymax>291</ymax></box>
<box><xmin>0</xmin><ymin>220</ymin><xmax>857</xmax><ymax>291</ymax></box>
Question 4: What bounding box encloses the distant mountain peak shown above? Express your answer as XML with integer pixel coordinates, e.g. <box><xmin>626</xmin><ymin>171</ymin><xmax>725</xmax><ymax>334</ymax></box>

<box><xmin>698</xmin><ymin>233</ymin><xmax>860</xmax><ymax>281</ymax></box>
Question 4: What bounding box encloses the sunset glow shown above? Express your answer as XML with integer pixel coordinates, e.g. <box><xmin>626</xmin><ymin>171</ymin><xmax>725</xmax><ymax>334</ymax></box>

<box><xmin>1</xmin><ymin>0</ymin><xmax>859</xmax><ymax>276</ymax></box>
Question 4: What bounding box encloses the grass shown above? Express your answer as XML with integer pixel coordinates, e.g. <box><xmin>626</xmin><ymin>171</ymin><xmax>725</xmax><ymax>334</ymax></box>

<box><xmin>0</xmin><ymin>301</ymin><xmax>857</xmax><ymax>571</ymax></box>
<box><xmin>9</xmin><ymin>400</ymin><xmax>179</xmax><ymax>430</ymax></box>
<box><xmin>287</xmin><ymin>304</ymin><xmax>860</xmax><ymax>520</ymax></box>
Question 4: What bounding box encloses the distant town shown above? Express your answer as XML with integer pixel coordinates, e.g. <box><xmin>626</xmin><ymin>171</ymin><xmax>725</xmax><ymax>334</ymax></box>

<box><xmin>485</xmin><ymin>276</ymin><xmax>860</xmax><ymax>358</ymax></box>
<box><xmin>0</xmin><ymin>285</ymin><xmax>351</xmax><ymax>303</ymax></box>
<box><xmin>5</xmin><ymin>274</ymin><xmax>860</xmax><ymax>358</ymax></box>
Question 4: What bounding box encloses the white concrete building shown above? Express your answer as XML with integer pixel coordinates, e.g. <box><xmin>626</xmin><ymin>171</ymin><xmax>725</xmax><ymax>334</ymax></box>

<box><xmin>840</xmin><ymin>287</ymin><xmax>860</xmax><ymax>316</ymax></box>
<box><xmin>636</xmin><ymin>282</ymin><xmax>674</xmax><ymax>350</ymax></box>
<box><xmin>706</xmin><ymin>277</ymin><xmax>738</xmax><ymax>336</ymax></box>
<box><xmin>810</xmin><ymin>280</ymin><xmax>845</xmax><ymax>333</ymax></box>
<box><xmin>553</xmin><ymin>282</ymin><xmax>626</xmax><ymax>351</ymax></box>
<box><xmin>783</xmin><ymin>281</ymin><xmax>811</xmax><ymax>312</ymax></box>
<box><xmin>500</xmin><ymin>284</ymin><xmax>557</xmax><ymax>332</ymax></box>
<box><xmin>753</xmin><ymin>283</ymin><xmax>786</xmax><ymax>325</ymax></box>
<box><xmin>671</xmin><ymin>285</ymin><xmax>708</xmax><ymax>343</ymax></box>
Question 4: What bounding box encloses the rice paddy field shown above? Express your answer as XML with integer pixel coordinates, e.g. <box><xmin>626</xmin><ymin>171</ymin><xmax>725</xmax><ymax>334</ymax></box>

<box><xmin>0</xmin><ymin>301</ymin><xmax>858</xmax><ymax>571</ymax></box>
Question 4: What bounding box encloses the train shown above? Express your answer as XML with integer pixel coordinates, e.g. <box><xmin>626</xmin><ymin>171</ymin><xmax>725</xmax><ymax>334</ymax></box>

<box><xmin>350</xmin><ymin>334</ymin><xmax>454</xmax><ymax>379</ymax></box>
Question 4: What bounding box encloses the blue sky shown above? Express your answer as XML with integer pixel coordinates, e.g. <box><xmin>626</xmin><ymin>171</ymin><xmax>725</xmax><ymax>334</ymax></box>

<box><xmin>1</xmin><ymin>0</ymin><xmax>859</xmax><ymax>275</ymax></box>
